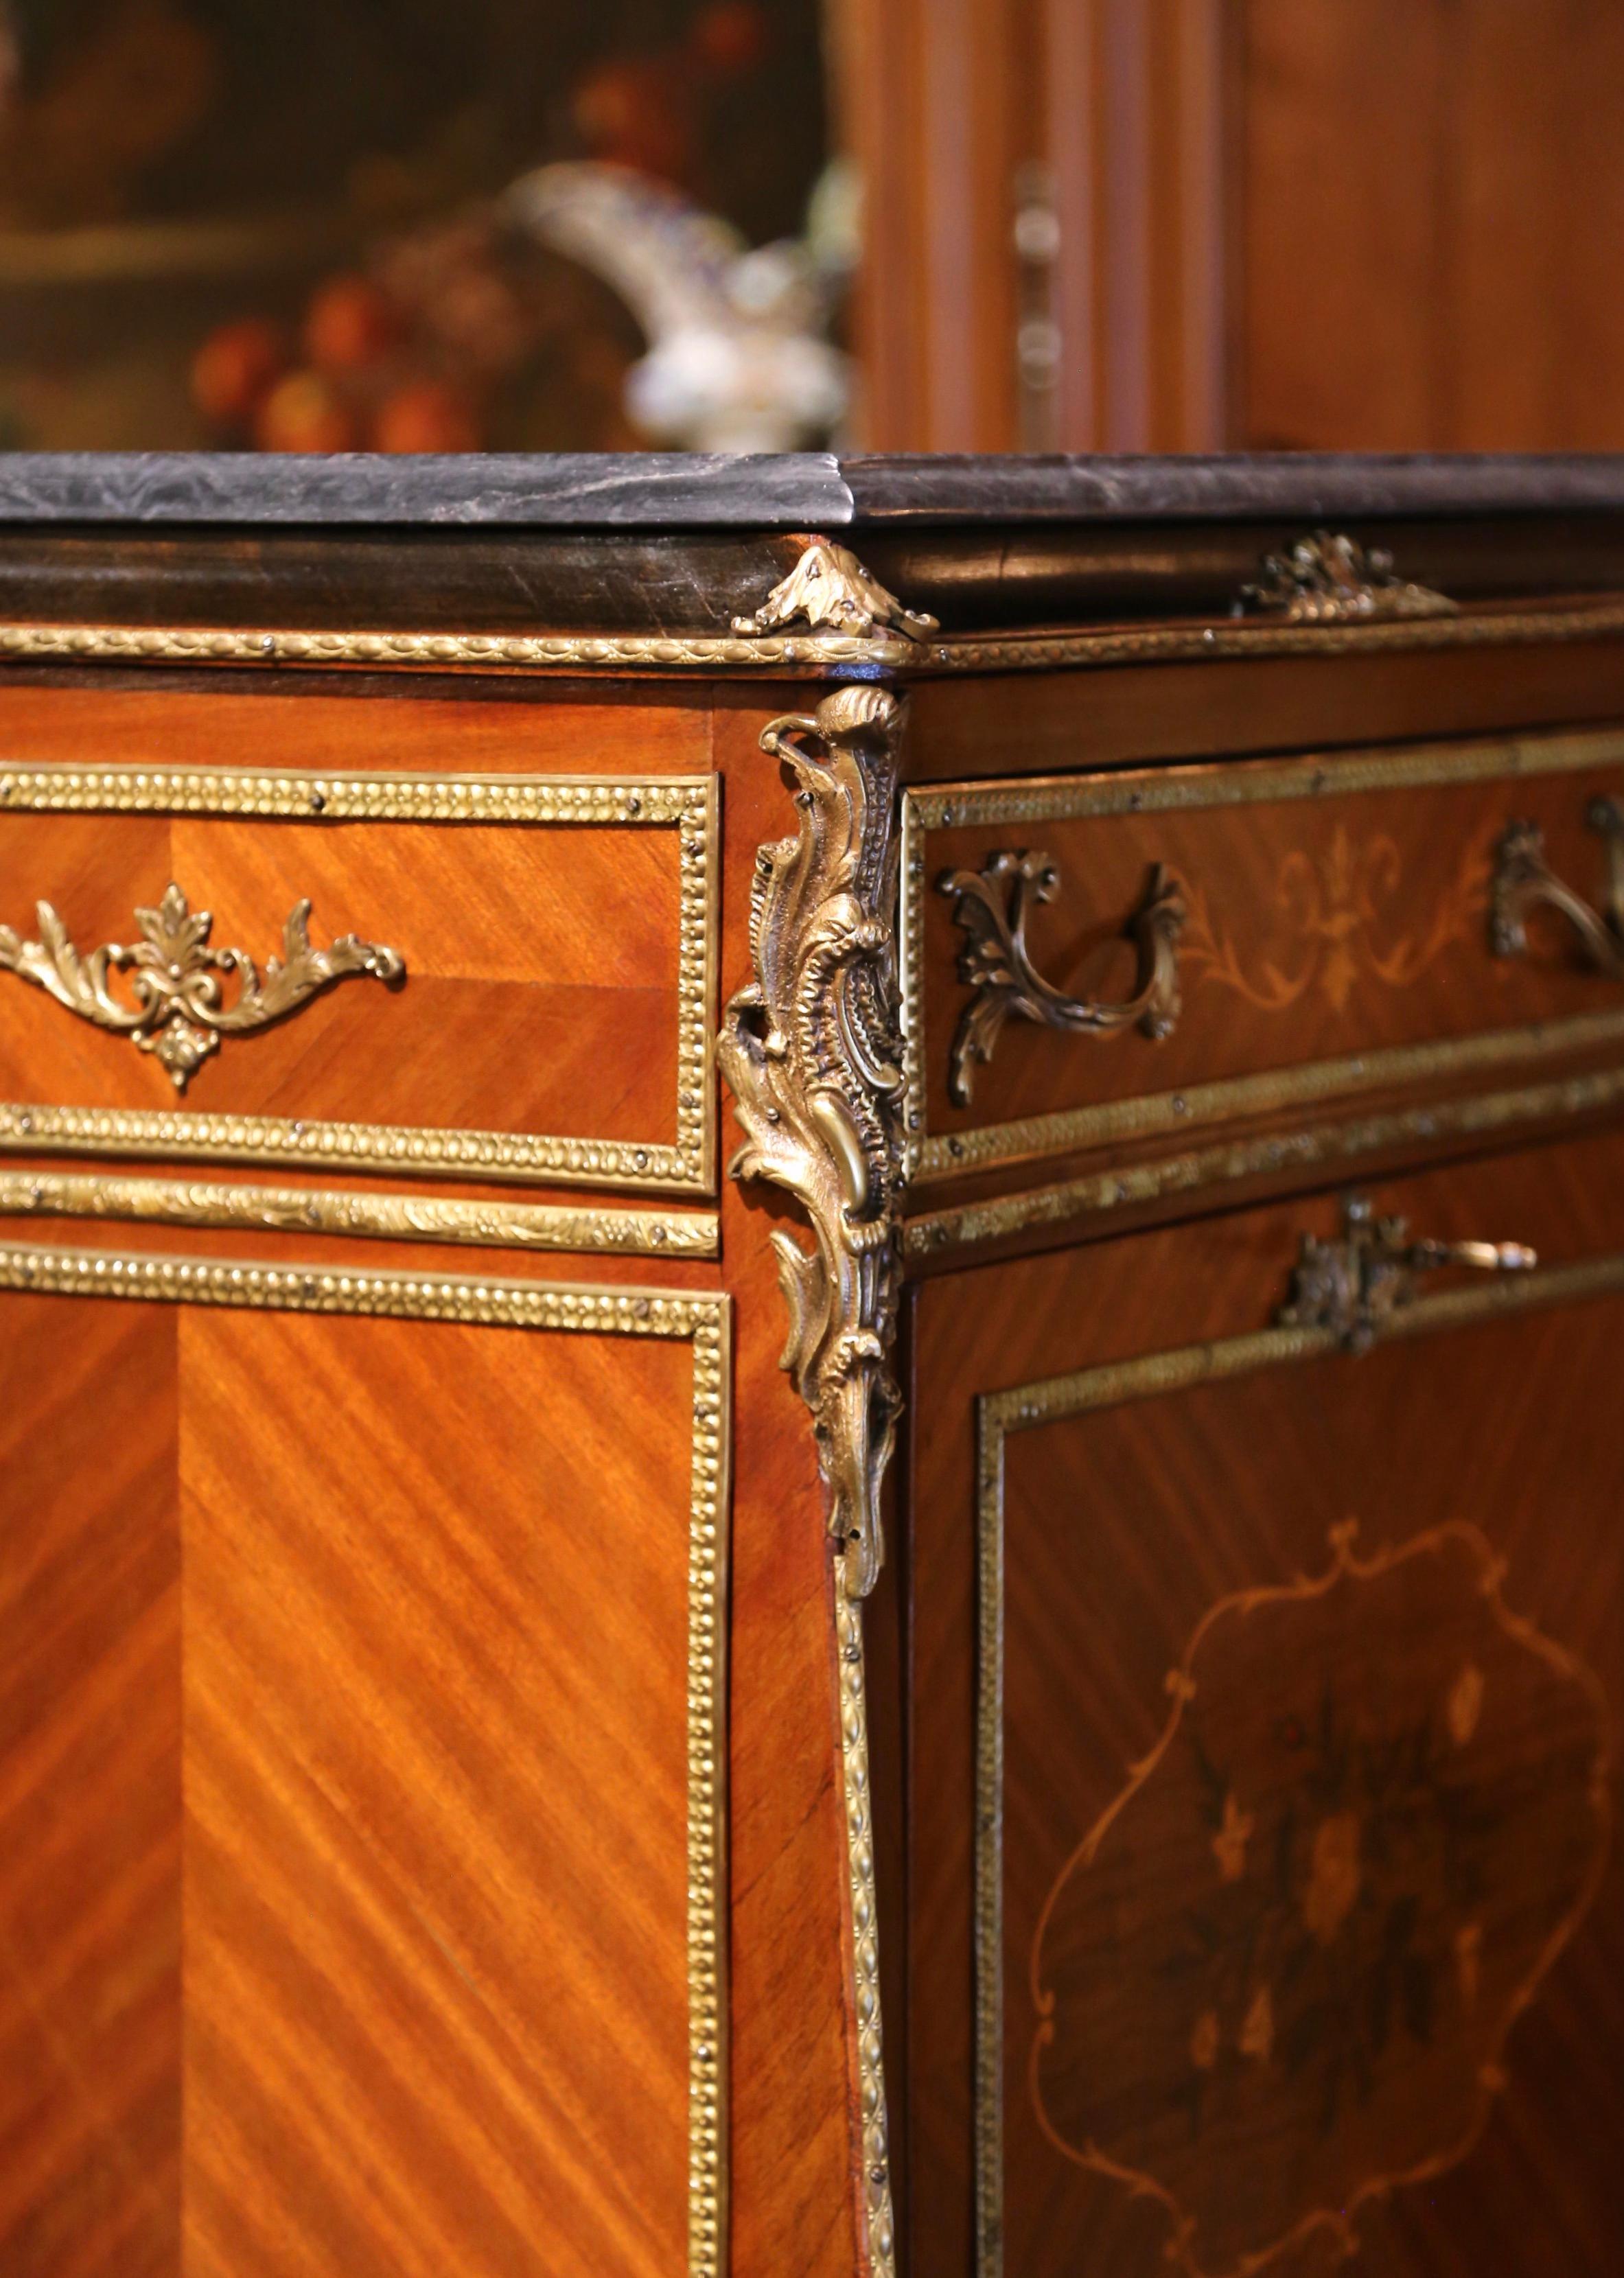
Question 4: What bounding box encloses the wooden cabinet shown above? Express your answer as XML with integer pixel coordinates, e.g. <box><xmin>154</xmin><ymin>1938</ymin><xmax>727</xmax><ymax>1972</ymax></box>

<box><xmin>1</xmin><ymin>452</ymin><xmax>1623</xmax><ymax>2278</ymax></box>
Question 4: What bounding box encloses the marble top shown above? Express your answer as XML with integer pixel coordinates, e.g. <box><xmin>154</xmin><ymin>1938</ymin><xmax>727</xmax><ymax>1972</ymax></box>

<box><xmin>0</xmin><ymin>450</ymin><xmax>1622</xmax><ymax>528</ymax></box>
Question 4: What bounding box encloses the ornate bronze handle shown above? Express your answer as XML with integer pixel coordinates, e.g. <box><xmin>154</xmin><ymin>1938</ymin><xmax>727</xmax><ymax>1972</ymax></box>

<box><xmin>1492</xmin><ymin>798</ymin><xmax>1624</xmax><ymax>979</ymax></box>
<box><xmin>936</xmin><ymin>850</ymin><xmax>1185</xmax><ymax>1107</ymax></box>
<box><xmin>1277</xmin><ymin>1194</ymin><xmax>1537</xmax><ymax>1353</ymax></box>
<box><xmin>0</xmin><ymin>882</ymin><xmax>405</xmax><ymax>1092</ymax></box>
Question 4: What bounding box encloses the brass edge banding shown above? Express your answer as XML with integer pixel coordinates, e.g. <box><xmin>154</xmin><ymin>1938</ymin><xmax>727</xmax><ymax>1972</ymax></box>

<box><xmin>0</xmin><ymin>765</ymin><xmax>718</xmax><ymax>1196</ymax></box>
<box><xmin>927</xmin><ymin>596</ymin><xmax>1624</xmax><ymax>674</ymax></box>
<box><xmin>6</xmin><ymin>594</ymin><xmax>1624</xmax><ymax>679</ymax></box>
<box><xmin>906</xmin><ymin>723</ymin><xmax>1624</xmax><ymax>833</ymax></box>
<box><xmin>0</xmin><ymin>1238</ymin><xmax>732</xmax><ymax>2278</ymax></box>
<box><xmin>903</xmin><ymin>724</ymin><xmax>1624</xmax><ymax>1181</ymax></box>
<box><xmin>839</xmin><ymin>1575</ymin><xmax>896</xmax><ymax>2278</ymax></box>
<box><xmin>916</xmin><ymin>1010</ymin><xmax>1624</xmax><ymax>1179</ymax></box>
<box><xmin>905</xmin><ymin>1062</ymin><xmax>1624</xmax><ymax>1257</ymax></box>
<box><xmin>971</xmin><ymin>1246</ymin><xmax>1624</xmax><ymax>2278</ymax></box>
<box><xmin>0</xmin><ymin>1167</ymin><xmax>719</xmax><ymax>1256</ymax></box>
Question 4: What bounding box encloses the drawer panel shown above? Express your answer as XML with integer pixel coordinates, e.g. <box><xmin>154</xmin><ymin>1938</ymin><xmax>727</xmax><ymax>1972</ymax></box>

<box><xmin>903</xmin><ymin>725</ymin><xmax>1624</xmax><ymax>1183</ymax></box>
<box><xmin>0</xmin><ymin>761</ymin><xmax>717</xmax><ymax>1193</ymax></box>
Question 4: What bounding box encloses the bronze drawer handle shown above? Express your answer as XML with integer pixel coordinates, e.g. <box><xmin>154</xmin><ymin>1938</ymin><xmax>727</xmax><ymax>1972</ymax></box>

<box><xmin>0</xmin><ymin>882</ymin><xmax>405</xmax><ymax>1092</ymax></box>
<box><xmin>937</xmin><ymin>850</ymin><xmax>1185</xmax><ymax>1107</ymax></box>
<box><xmin>1492</xmin><ymin>798</ymin><xmax>1624</xmax><ymax>979</ymax></box>
<box><xmin>1277</xmin><ymin>1194</ymin><xmax>1537</xmax><ymax>1353</ymax></box>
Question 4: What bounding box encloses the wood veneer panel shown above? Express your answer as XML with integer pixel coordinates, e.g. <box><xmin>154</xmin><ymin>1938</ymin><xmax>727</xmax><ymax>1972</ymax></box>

<box><xmin>0</xmin><ymin>1273</ymin><xmax>710</xmax><ymax>2278</ymax></box>
<box><xmin>0</xmin><ymin>680</ymin><xmax>715</xmax><ymax>1189</ymax></box>
<box><xmin>0</xmin><ymin>683</ymin><xmax>710</xmax><ymax>780</ymax></box>
<box><xmin>0</xmin><ymin>1293</ymin><xmax>180</xmax><ymax>2277</ymax></box>
<box><xmin>0</xmin><ymin>810</ymin><xmax>680</xmax><ymax>1144</ymax></box>
<box><xmin>913</xmin><ymin>747</ymin><xmax>1624</xmax><ymax>1174</ymax></box>
<box><xmin>903</xmin><ymin>640</ymin><xmax>1624</xmax><ymax>783</ymax></box>
<box><xmin>177</xmin><ymin>1307</ymin><xmax>695</xmax><ymax>2278</ymax></box>
<box><xmin>907</xmin><ymin>1127</ymin><xmax>1624</xmax><ymax>2278</ymax></box>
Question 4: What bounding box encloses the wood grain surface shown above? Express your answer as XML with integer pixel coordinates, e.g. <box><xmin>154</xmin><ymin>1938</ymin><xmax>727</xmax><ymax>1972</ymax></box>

<box><xmin>0</xmin><ymin>684</ymin><xmax>715</xmax><ymax>1188</ymax></box>
<box><xmin>0</xmin><ymin>1273</ymin><xmax>717</xmax><ymax>2278</ymax></box>
<box><xmin>916</xmin><ymin>749</ymin><xmax>1624</xmax><ymax>1172</ymax></box>
<box><xmin>905</xmin><ymin>1127</ymin><xmax>1624</xmax><ymax>2278</ymax></box>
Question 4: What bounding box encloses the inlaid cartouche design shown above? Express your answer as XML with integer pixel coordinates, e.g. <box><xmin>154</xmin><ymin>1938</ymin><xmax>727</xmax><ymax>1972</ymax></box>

<box><xmin>1029</xmin><ymin>1521</ymin><xmax>1612</xmax><ymax>2278</ymax></box>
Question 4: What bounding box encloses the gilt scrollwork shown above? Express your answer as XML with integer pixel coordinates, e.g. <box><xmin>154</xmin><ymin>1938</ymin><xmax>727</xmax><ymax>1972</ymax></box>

<box><xmin>1492</xmin><ymin>797</ymin><xmax>1624</xmax><ymax>980</ymax></box>
<box><xmin>937</xmin><ymin>850</ymin><xmax>1185</xmax><ymax>1107</ymax></box>
<box><xmin>718</xmin><ymin>684</ymin><xmax>906</xmax><ymax>1601</ymax></box>
<box><xmin>0</xmin><ymin>883</ymin><xmax>404</xmax><ymax>1091</ymax></box>
<box><xmin>731</xmin><ymin>535</ymin><xmax>939</xmax><ymax>643</ymax></box>
<box><xmin>1236</xmin><ymin>531</ymin><xmax>1457</xmax><ymax>623</ymax></box>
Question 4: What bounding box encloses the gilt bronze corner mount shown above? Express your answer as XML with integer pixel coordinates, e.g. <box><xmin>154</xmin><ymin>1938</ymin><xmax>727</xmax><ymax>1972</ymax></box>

<box><xmin>732</xmin><ymin>535</ymin><xmax>938</xmax><ymax>644</ymax></box>
<box><xmin>719</xmin><ymin>683</ymin><xmax>907</xmax><ymax>1603</ymax></box>
<box><xmin>938</xmin><ymin>850</ymin><xmax>1185</xmax><ymax>1107</ymax></box>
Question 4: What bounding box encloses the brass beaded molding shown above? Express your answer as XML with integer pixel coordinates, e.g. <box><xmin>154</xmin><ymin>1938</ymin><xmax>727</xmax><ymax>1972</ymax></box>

<box><xmin>904</xmin><ymin>1062</ymin><xmax>1624</xmax><ymax>1258</ymax></box>
<box><xmin>0</xmin><ymin>1238</ymin><xmax>732</xmax><ymax>2278</ymax></box>
<box><xmin>0</xmin><ymin>763</ymin><xmax>719</xmax><ymax>1195</ymax></box>
<box><xmin>0</xmin><ymin>1167</ymin><xmax>718</xmax><ymax>1256</ymax></box>
<box><xmin>3</xmin><ymin>592</ymin><xmax>1624</xmax><ymax>679</ymax></box>
<box><xmin>971</xmin><ymin>1246</ymin><xmax>1624</xmax><ymax>2278</ymax></box>
<box><xmin>901</xmin><ymin>724</ymin><xmax>1624</xmax><ymax>1182</ymax></box>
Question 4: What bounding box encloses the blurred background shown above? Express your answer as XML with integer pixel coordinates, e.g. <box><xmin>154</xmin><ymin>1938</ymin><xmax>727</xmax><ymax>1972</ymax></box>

<box><xmin>0</xmin><ymin>0</ymin><xmax>1620</xmax><ymax>458</ymax></box>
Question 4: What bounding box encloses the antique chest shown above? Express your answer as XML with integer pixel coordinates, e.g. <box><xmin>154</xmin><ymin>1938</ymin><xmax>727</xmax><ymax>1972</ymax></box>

<box><xmin>0</xmin><ymin>451</ymin><xmax>1620</xmax><ymax>2278</ymax></box>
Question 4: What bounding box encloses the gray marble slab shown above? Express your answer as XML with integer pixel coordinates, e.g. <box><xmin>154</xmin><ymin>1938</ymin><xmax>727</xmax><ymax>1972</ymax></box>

<box><xmin>1</xmin><ymin>449</ymin><xmax>1623</xmax><ymax>529</ymax></box>
<box><xmin>841</xmin><ymin>452</ymin><xmax>1624</xmax><ymax>524</ymax></box>
<box><xmin>0</xmin><ymin>452</ymin><xmax>855</xmax><ymax>528</ymax></box>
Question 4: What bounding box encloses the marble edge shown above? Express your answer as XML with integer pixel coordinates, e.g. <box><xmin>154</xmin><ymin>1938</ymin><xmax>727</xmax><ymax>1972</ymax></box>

<box><xmin>840</xmin><ymin>452</ymin><xmax>1624</xmax><ymax>524</ymax></box>
<box><xmin>0</xmin><ymin>451</ymin><xmax>855</xmax><ymax>528</ymax></box>
<box><xmin>1</xmin><ymin>449</ymin><xmax>1623</xmax><ymax>531</ymax></box>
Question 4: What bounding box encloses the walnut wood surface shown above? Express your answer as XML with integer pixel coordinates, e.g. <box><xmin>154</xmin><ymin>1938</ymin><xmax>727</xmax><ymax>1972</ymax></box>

<box><xmin>906</xmin><ymin>1128</ymin><xmax>1624</xmax><ymax>2277</ymax></box>
<box><xmin>919</xmin><ymin>752</ymin><xmax>1624</xmax><ymax>1166</ymax></box>
<box><xmin>0</xmin><ymin>1288</ymin><xmax>702</xmax><ymax>2278</ymax></box>
<box><xmin>903</xmin><ymin>638</ymin><xmax>1624</xmax><ymax>784</ymax></box>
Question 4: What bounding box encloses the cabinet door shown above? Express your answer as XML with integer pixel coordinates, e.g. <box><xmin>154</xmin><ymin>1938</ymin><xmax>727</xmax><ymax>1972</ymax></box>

<box><xmin>0</xmin><ymin>1247</ymin><xmax>727</xmax><ymax>2278</ymax></box>
<box><xmin>907</xmin><ymin>1128</ymin><xmax>1624</xmax><ymax>2278</ymax></box>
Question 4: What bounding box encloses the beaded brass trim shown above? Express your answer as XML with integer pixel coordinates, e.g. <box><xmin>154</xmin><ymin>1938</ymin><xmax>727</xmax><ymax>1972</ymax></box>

<box><xmin>0</xmin><ymin>1167</ymin><xmax>719</xmax><ymax>1255</ymax></box>
<box><xmin>837</xmin><ymin>1577</ymin><xmax>898</xmax><ymax>2278</ymax></box>
<box><xmin>903</xmin><ymin>1063</ymin><xmax>1624</xmax><ymax>1258</ymax></box>
<box><xmin>0</xmin><ymin>763</ymin><xmax>719</xmax><ymax>1194</ymax></box>
<box><xmin>901</xmin><ymin>726</ymin><xmax>1624</xmax><ymax>1181</ymax></box>
<box><xmin>3</xmin><ymin>594</ymin><xmax>1624</xmax><ymax>680</ymax></box>
<box><xmin>926</xmin><ymin>594</ymin><xmax>1624</xmax><ymax>675</ymax></box>
<box><xmin>973</xmin><ymin>1248</ymin><xmax>1624</xmax><ymax>2278</ymax></box>
<box><xmin>0</xmin><ymin>1240</ymin><xmax>732</xmax><ymax>2278</ymax></box>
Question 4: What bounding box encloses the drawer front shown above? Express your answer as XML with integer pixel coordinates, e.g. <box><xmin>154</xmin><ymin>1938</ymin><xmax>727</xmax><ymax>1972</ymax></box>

<box><xmin>906</xmin><ymin>1128</ymin><xmax>1624</xmax><ymax>2278</ymax></box>
<box><xmin>904</xmin><ymin>724</ymin><xmax>1624</xmax><ymax>1183</ymax></box>
<box><xmin>0</xmin><ymin>1244</ymin><xmax>728</xmax><ymax>2277</ymax></box>
<box><xmin>0</xmin><ymin>758</ymin><xmax>717</xmax><ymax>1194</ymax></box>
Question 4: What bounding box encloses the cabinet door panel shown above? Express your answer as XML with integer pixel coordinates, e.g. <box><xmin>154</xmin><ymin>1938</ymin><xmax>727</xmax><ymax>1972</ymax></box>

<box><xmin>0</xmin><ymin>1254</ymin><xmax>728</xmax><ymax>2278</ymax></box>
<box><xmin>907</xmin><ymin>1130</ymin><xmax>1624</xmax><ymax>2278</ymax></box>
